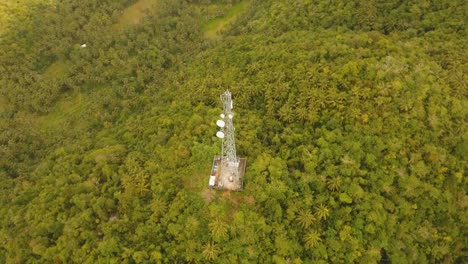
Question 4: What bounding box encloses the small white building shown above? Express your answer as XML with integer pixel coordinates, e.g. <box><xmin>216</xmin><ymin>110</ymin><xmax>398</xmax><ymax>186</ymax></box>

<box><xmin>208</xmin><ymin>176</ymin><xmax>216</xmax><ymax>187</ymax></box>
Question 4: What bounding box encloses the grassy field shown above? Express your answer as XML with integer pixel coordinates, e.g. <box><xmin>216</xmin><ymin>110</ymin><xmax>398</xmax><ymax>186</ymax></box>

<box><xmin>0</xmin><ymin>97</ymin><xmax>8</xmax><ymax>113</ymax></box>
<box><xmin>203</xmin><ymin>1</ymin><xmax>249</xmax><ymax>39</ymax></box>
<box><xmin>114</xmin><ymin>0</ymin><xmax>158</xmax><ymax>30</ymax></box>
<box><xmin>36</xmin><ymin>92</ymin><xmax>89</xmax><ymax>131</ymax></box>
<box><xmin>43</xmin><ymin>59</ymin><xmax>69</xmax><ymax>79</ymax></box>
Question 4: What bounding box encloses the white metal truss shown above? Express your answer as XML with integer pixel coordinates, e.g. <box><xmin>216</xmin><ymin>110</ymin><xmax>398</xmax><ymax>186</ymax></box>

<box><xmin>219</xmin><ymin>90</ymin><xmax>239</xmax><ymax>181</ymax></box>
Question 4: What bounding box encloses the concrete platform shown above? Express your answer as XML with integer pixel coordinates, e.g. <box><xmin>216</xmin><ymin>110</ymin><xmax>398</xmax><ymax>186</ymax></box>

<box><xmin>209</xmin><ymin>156</ymin><xmax>246</xmax><ymax>191</ymax></box>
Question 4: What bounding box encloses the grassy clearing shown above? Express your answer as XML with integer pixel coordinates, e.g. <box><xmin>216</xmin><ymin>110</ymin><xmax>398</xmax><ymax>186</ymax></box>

<box><xmin>43</xmin><ymin>59</ymin><xmax>69</xmax><ymax>79</ymax></box>
<box><xmin>0</xmin><ymin>97</ymin><xmax>8</xmax><ymax>113</ymax></box>
<box><xmin>36</xmin><ymin>92</ymin><xmax>89</xmax><ymax>131</ymax></box>
<box><xmin>114</xmin><ymin>0</ymin><xmax>158</xmax><ymax>30</ymax></box>
<box><xmin>35</xmin><ymin>0</ymin><xmax>159</xmax><ymax>134</ymax></box>
<box><xmin>42</xmin><ymin>0</ymin><xmax>158</xmax><ymax>87</ymax></box>
<box><xmin>203</xmin><ymin>1</ymin><xmax>249</xmax><ymax>40</ymax></box>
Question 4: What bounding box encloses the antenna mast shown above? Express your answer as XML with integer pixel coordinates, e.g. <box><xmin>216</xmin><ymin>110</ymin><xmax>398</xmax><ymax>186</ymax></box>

<box><xmin>220</xmin><ymin>90</ymin><xmax>238</xmax><ymax>170</ymax></box>
<box><xmin>211</xmin><ymin>90</ymin><xmax>245</xmax><ymax>190</ymax></box>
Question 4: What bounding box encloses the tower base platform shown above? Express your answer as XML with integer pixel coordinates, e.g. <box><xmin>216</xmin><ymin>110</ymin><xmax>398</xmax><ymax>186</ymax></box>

<box><xmin>208</xmin><ymin>155</ymin><xmax>246</xmax><ymax>191</ymax></box>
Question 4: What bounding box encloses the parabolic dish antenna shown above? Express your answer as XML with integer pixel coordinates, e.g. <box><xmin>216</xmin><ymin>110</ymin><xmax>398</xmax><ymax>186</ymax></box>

<box><xmin>216</xmin><ymin>120</ymin><xmax>225</xmax><ymax>128</ymax></box>
<box><xmin>216</xmin><ymin>131</ymin><xmax>225</xmax><ymax>139</ymax></box>
<box><xmin>228</xmin><ymin>114</ymin><xmax>233</xmax><ymax>119</ymax></box>
<box><xmin>220</xmin><ymin>114</ymin><xmax>225</xmax><ymax>118</ymax></box>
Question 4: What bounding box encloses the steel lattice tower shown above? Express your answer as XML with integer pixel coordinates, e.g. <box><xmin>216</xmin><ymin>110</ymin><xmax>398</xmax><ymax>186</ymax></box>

<box><xmin>211</xmin><ymin>90</ymin><xmax>245</xmax><ymax>190</ymax></box>
<box><xmin>220</xmin><ymin>91</ymin><xmax>238</xmax><ymax>165</ymax></box>
<box><xmin>218</xmin><ymin>90</ymin><xmax>239</xmax><ymax>183</ymax></box>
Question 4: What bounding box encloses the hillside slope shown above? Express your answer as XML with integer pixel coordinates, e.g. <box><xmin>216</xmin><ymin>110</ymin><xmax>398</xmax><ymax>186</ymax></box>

<box><xmin>0</xmin><ymin>0</ymin><xmax>466</xmax><ymax>263</ymax></box>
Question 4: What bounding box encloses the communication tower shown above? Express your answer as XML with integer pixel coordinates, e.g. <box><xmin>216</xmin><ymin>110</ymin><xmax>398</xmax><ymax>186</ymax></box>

<box><xmin>209</xmin><ymin>90</ymin><xmax>246</xmax><ymax>190</ymax></box>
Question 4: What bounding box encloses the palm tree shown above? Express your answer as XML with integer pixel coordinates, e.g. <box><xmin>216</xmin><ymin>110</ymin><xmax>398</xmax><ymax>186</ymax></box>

<box><xmin>133</xmin><ymin>170</ymin><xmax>150</xmax><ymax>196</ymax></box>
<box><xmin>279</xmin><ymin>105</ymin><xmax>295</xmax><ymax>123</ymax></box>
<box><xmin>315</xmin><ymin>203</ymin><xmax>330</xmax><ymax>220</ymax></box>
<box><xmin>295</xmin><ymin>106</ymin><xmax>309</xmax><ymax>122</ymax></box>
<box><xmin>184</xmin><ymin>240</ymin><xmax>199</xmax><ymax>262</ymax></box>
<box><xmin>209</xmin><ymin>218</ymin><xmax>229</xmax><ymax>241</ymax></box>
<box><xmin>327</xmin><ymin>177</ymin><xmax>342</xmax><ymax>192</ymax></box>
<box><xmin>398</xmin><ymin>96</ymin><xmax>413</xmax><ymax>112</ymax></box>
<box><xmin>150</xmin><ymin>198</ymin><xmax>167</xmax><ymax>217</ymax></box>
<box><xmin>202</xmin><ymin>242</ymin><xmax>219</xmax><ymax>261</ymax></box>
<box><xmin>296</xmin><ymin>209</ymin><xmax>316</xmax><ymax>228</ymax></box>
<box><xmin>304</xmin><ymin>230</ymin><xmax>322</xmax><ymax>248</ymax></box>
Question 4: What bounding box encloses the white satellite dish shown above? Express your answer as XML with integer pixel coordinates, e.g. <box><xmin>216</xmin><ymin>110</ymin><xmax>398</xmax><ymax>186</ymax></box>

<box><xmin>216</xmin><ymin>120</ymin><xmax>225</xmax><ymax>128</ymax></box>
<box><xmin>220</xmin><ymin>114</ymin><xmax>225</xmax><ymax>118</ymax></box>
<box><xmin>216</xmin><ymin>131</ymin><xmax>225</xmax><ymax>139</ymax></box>
<box><xmin>228</xmin><ymin>114</ymin><xmax>233</xmax><ymax>119</ymax></box>
<box><xmin>80</xmin><ymin>44</ymin><xmax>87</xmax><ymax>48</ymax></box>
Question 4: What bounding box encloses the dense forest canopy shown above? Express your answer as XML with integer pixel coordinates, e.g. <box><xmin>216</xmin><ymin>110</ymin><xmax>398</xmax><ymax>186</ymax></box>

<box><xmin>0</xmin><ymin>0</ymin><xmax>466</xmax><ymax>263</ymax></box>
